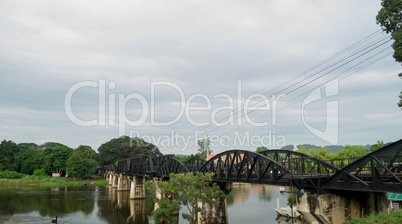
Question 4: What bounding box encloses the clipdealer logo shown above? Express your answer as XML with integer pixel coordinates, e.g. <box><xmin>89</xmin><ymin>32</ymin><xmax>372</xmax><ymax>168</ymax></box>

<box><xmin>64</xmin><ymin>79</ymin><xmax>339</xmax><ymax>148</ymax></box>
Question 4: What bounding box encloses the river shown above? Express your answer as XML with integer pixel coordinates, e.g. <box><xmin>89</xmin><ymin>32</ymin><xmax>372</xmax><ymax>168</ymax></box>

<box><xmin>0</xmin><ymin>184</ymin><xmax>300</xmax><ymax>224</ymax></box>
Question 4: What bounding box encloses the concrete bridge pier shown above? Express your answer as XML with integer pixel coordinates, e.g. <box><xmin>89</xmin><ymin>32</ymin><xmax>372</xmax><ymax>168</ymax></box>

<box><xmin>196</xmin><ymin>197</ymin><xmax>228</xmax><ymax>224</ymax></box>
<box><xmin>153</xmin><ymin>178</ymin><xmax>162</xmax><ymax>210</ymax></box>
<box><xmin>112</xmin><ymin>173</ymin><xmax>118</xmax><ymax>188</ymax></box>
<box><xmin>297</xmin><ymin>190</ymin><xmax>388</xmax><ymax>224</ymax></box>
<box><xmin>127</xmin><ymin>199</ymin><xmax>148</xmax><ymax>223</ymax></box>
<box><xmin>108</xmin><ymin>173</ymin><xmax>114</xmax><ymax>185</ymax></box>
<box><xmin>194</xmin><ymin>182</ymin><xmax>232</xmax><ymax>224</ymax></box>
<box><xmin>117</xmin><ymin>174</ymin><xmax>130</xmax><ymax>191</ymax></box>
<box><xmin>129</xmin><ymin>176</ymin><xmax>146</xmax><ymax>199</ymax></box>
<box><xmin>105</xmin><ymin>172</ymin><xmax>109</xmax><ymax>182</ymax></box>
<box><xmin>116</xmin><ymin>190</ymin><xmax>129</xmax><ymax>209</ymax></box>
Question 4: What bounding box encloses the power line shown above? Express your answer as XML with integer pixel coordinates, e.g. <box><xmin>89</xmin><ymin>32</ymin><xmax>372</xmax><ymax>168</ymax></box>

<box><xmin>162</xmin><ymin>31</ymin><xmax>394</xmax><ymax>153</ymax></box>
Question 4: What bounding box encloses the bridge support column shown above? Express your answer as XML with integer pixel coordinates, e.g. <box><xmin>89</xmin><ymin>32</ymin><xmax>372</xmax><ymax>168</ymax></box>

<box><xmin>297</xmin><ymin>190</ymin><xmax>388</xmax><ymax>224</ymax></box>
<box><xmin>116</xmin><ymin>190</ymin><xmax>129</xmax><ymax>209</ymax></box>
<box><xmin>112</xmin><ymin>173</ymin><xmax>118</xmax><ymax>188</ymax></box>
<box><xmin>108</xmin><ymin>173</ymin><xmax>113</xmax><ymax>185</ymax></box>
<box><xmin>197</xmin><ymin>197</ymin><xmax>228</xmax><ymax>224</ymax></box>
<box><xmin>127</xmin><ymin>199</ymin><xmax>148</xmax><ymax>223</ymax></box>
<box><xmin>217</xmin><ymin>182</ymin><xmax>233</xmax><ymax>195</ymax></box>
<box><xmin>129</xmin><ymin>176</ymin><xmax>146</xmax><ymax>199</ymax></box>
<box><xmin>118</xmin><ymin>174</ymin><xmax>130</xmax><ymax>191</ymax></box>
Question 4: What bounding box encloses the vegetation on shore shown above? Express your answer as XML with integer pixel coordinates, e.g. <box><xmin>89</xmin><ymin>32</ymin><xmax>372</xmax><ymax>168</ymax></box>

<box><xmin>0</xmin><ymin>175</ymin><xmax>109</xmax><ymax>186</ymax></box>
<box><xmin>343</xmin><ymin>211</ymin><xmax>402</xmax><ymax>224</ymax></box>
<box><xmin>0</xmin><ymin>136</ymin><xmax>161</xmax><ymax>180</ymax></box>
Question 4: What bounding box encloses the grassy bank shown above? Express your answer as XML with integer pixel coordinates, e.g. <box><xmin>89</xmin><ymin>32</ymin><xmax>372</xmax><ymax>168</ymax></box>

<box><xmin>0</xmin><ymin>176</ymin><xmax>109</xmax><ymax>187</ymax></box>
<box><xmin>343</xmin><ymin>211</ymin><xmax>402</xmax><ymax>224</ymax></box>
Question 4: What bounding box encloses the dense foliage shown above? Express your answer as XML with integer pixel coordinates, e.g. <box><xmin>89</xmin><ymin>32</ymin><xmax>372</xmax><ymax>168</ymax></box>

<box><xmin>152</xmin><ymin>172</ymin><xmax>225</xmax><ymax>224</ymax></box>
<box><xmin>66</xmin><ymin>145</ymin><xmax>98</xmax><ymax>178</ymax></box>
<box><xmin>98</xmin><ymin>136</ymin><xmax>162</xmax><ymax>166</ymax></box>
<box><xmin>293</xmin><ymin>141</ymin><xmax>393</xmax><ymax>160</ymax></box>
<box><xmin>376</xmin><ymin>0</ymin><xmax>402</xmax><ymax>108</ymax></box>
<box><xmin>0</xmin><ymin>136</ymin><xmax>161</xmax><ymax>178</ymax></box>
<box><xmin>343</xmin><ymin>211</ymin><xmax>402</xmax><ymax>224</ymax></box>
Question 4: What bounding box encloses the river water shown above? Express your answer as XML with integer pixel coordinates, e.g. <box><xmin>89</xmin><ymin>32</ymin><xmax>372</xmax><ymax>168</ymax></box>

<box><xmin>0</xmin><ymin>184</ymin><xmax>300</xmax><ymax>224</ymax></box>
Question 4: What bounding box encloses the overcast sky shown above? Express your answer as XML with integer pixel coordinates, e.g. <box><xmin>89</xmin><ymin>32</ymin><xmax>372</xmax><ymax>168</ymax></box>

<box><xmin>0</xmin><ymin>0</ymin><xmax>401</xmax><ymax>154</ymax></box>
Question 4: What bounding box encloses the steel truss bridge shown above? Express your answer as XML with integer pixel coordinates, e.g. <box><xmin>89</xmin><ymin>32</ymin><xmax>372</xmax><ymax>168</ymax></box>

<box><xmin>102</xmin><ymin>139</ymin><xmax>402</xmax><ymax>193</ymax></box>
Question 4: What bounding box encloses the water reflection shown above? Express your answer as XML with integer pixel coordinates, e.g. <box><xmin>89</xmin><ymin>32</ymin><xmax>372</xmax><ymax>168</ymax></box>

<box><xmin>0</xmin><ymin>184</ymin><xmax>298</xmax><ymax>224</ymax></box>
<box><xmin>97</xmin><ymin>187</ymin><xmax>154</xmax><ymax>224</ymax></box>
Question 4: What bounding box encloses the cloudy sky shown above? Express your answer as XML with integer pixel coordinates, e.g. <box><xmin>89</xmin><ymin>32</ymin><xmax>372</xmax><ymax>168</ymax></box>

<box><xmin>0</xmin><ymin>0</ymin><xmax>401</xmax><ymax>154</ymax></box>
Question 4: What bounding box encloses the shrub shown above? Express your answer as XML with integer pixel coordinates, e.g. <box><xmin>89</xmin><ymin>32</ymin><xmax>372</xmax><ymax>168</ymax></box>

<box><xmin>33</xmin><ymin>169</ymin><xmax>48</xmax><ymax>177</ymax></box>
<box><xmin>0</xmin><ymin>170</ymin><xmax>25</xmax><ymax>179</ymax></box>
<box><xmin>343</xmin><ymin>211</ymin><xmax>402</xmax><ymax>224</ymax></box>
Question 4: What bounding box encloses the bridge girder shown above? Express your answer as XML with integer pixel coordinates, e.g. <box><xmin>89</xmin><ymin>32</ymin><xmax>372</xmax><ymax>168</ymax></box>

<box><xmin>322</xmin><ymin>139</ymin><xmax>402</xmax><ymax>193</ymax></box>
<box><xmin>101</xmin><ymin>139</ymin><xmax>402</xmax><ymax>193</ymax></box>
<box><xmin>198</xmin><ymin>150</ymin><xmax>294</xmax><ymax>186</ymax></box>
<box><xmin>184</xmin><ymin>158</ymin><xmax>207</xmax><ymax>173</ymax></box>
<box><xmin>156</xmin><ymin>158</ymin><xmax>189</xmax><ymax>178</ymax></box>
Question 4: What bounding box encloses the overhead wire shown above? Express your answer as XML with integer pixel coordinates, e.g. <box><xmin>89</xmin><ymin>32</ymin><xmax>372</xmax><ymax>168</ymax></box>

<box><xmin>162</xmin><ymin>30</ymin><xmax>394</xmax><ymax>153</ymax></box>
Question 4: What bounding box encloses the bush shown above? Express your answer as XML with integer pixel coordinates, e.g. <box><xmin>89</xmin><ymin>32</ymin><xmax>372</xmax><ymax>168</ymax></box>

<box><xmin>33</xmin><ymin>169</ymin><xmax>48</xmax><ymax>177</ymax></box>
<box><xmin>0</xmin><ymin>170</ymin><xmax>25</xmax><ymax>179</ymax></box>
<box><xmin>343</xmin><ymin>211</ymin><xmax>402</xmax><ymax>224</ymax></box>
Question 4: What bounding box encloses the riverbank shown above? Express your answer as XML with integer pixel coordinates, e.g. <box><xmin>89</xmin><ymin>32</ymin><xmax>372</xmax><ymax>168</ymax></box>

<box><xmin>343</xmin><ymin>211</ymin><xmax>402</xmax><ymax>224</ymax></box>
<box><xmin>0</xmin><ymin>176</ymin><xmax>109</xmax><ymax>187</ymax></box>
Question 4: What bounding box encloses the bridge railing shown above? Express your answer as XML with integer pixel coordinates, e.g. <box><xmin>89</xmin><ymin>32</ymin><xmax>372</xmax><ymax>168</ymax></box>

<box><xmin>323</xmin><ymin>156</ymin><xmax>402</xmax><ymax>174</ymax></box>
<box><xmin>324</xmin><ymin>157</ymin><xmax>361</xmax><ymax>169</ymax></box>
<box><xmin>283</xmin><ymin>157</ymin><xmax>337</xmax><ymax>177</ymax></box>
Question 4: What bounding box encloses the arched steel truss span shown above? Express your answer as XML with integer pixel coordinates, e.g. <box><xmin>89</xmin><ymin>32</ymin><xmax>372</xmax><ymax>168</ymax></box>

<box><xmin>198</xmin><ymin>150</ymin><xmax>293</xmax><ymax>186</ymax></box>
<box><xmin>184</xmin><ymin>158</ymin><xmax>207</xmax><ymax>172</ymax></box>
<box><xmin>322</xmin><ymin>139</ymin><xmax>402</xmax><ymax>193</ymax></box>
<box><xmin>156</xmin><ymin>158</ymin><xmax>189</xmax><ymax>178</ymax></box>
<box><xmin>258</xmin><ymin>149</ymin><xmax>340</xmax><ymax>174</ymax></box>
<box><xmin>103</xmin><ymin>139</ymin><xmax>402</xmax><ymax>193</ymax></box>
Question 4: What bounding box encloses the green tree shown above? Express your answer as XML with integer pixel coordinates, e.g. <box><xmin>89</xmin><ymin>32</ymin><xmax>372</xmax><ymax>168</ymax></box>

<box><xmin>42</xmin><ymin>146</ymin><xmax>73</xmax><ymax>176</ymax></box>
<box><xmin>376</xmin><ymin>0</ymin><xmax>402</xmax><ymax>108</ymax></box>
<box><xmin>18</xmin><ymin>148</ymin><xmax>43</xmax><ymax>175</ymax></box>
<box><xmin>398</xmin><ymin>75</ymin><xmax>402</xmax><ymax>107</ymax></box>
<box><xmin>18</xmin><ymin>143</ymin><xmax>39</xmax><ymax>150</ymax></box>
<box><xmin>0</xmin><ymin>140</ymin><xmax>20</xmax><ymax>172</ymax></box>
<box><xmin>153</xmin><ymin>172</ymin><xmax>226</xmax><ymax>224</ymax></box>
<box><xmin>256</xmin><ymin>146</ymin><xmax>269</xmax><ymax>153</ymax></box>
<box><xmin>38</xmin><ymin>142</ymin><xmax>67</xmax><ymax>149</ymax></box>
<box><xmin>369</xmin><ymin>140</ymin><xmax>394</xmax><ymax>152</ymax></box>
<box><xmin>196</xmin><ymin>138</ymin><xmax>213</xmax><ymax>159</ymax></box>
<box><xmin>67</xmin><ymin>145</ymin><xmax>98</xmax><ymax>178</ymax></box>
<box><xmin>308</xmin><ymin>147</ymin><xmax>337</xmax><ymax>160</ymax></box>
<box><xmin>336</xmin><ymin>145</ymin><xmax>370</xmax><ymax>159</ymax></box>
<box><xmin>98</xmin><ymin>136</ymin><xmax>162</xmax><ymax>166</ymax></box>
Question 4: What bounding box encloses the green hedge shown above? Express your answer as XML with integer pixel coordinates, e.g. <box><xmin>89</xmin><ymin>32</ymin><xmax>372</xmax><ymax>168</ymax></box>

<box><xmin>0</xmin><ymin>170</ymin><xmax>26</xmax><ymax>179</ymax></box>
<box><xmin>343</xmin><ymin>211</ymin><xmax>402</xmax><ymax>224</ymax></box>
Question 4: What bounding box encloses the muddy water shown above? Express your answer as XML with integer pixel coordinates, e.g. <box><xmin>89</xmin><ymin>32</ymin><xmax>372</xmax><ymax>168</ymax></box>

<box><xmin>0</xmin><ymin>184</ymin><xmax>299</xmax><ymax>224</ymax></box>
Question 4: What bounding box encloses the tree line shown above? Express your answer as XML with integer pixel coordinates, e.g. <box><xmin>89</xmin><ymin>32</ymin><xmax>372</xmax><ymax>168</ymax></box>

<box><xmin>256</xmin><ymin>140</ymin><xmax>393</xmax><ymax>160</ymax></box>
<box><xmin>0</xmin><ymin>136</ymin><xmax>162</xmax><ymax>178</ymax></box>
